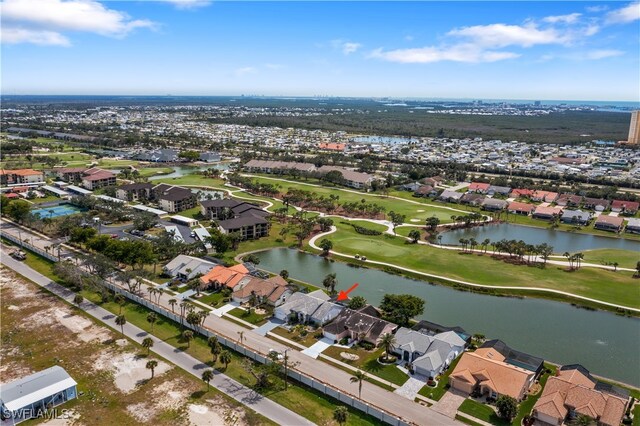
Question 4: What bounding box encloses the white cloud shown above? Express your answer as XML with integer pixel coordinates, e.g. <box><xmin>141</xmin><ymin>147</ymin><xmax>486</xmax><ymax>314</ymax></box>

<box><xmin>163</xmin><ymin>0</ymin><xmax>212</xmax><ymax>10</ymax></box>
<box><xmin>370</xmin><ymin>44</ymin><xmax>520</xmax><ymax>64</ymax></box>
<box><xmin>235</xmin><ymin>67</ymin><xmax>257</xmax><ymax>76</ymax></box>
<box><xmin>448</xmin><ymin>23</ymin><xmax>569</xmax><ymax>48</ymax></box>
<box><xmin>330</xmin><ymin>40</ymin><xmax>362</xmax><ymax>55</ymax></box>
<box><xmin>0</xmin><ymin>0</ymin><xmax>156</xmax><ymax>45</ymax></box>
<box><xmin>605</xmin><ymin>2</ymin><xmax>640</xmax><ymax>24</ymax></box>
<box><xmin>586</xmin><ymin>5</ymin><xmax>608</xmax><ymax>13</ymax></box>
<box><xmin>1</xmin><ymin>27</ymin><xmax>70</xmax><ymax>46</ymax></box>
<box><xmin>543</xmin><ymin>13</ymin><xmax>582</xmax><ymax>24</ymax></box>
<box><xmin>585</xmin><ymin>49</ymin><xmax>625</xmax><ymax>59</ymax></box>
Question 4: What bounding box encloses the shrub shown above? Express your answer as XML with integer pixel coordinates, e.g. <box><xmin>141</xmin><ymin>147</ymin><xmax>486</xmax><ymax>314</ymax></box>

<box><xmin>358</xmin><ymin>341</ymin><xmax>375</xmax><ymax>351</ymax></box>
<box><xmin>341</xmin><ymin>221</ymin><xmax>382</xmax><ymax>236</ymax></box>
<box><xmin>339</xmin><ymin>337</ymin><xmax>349</xmax><ymax>345</ymax></box>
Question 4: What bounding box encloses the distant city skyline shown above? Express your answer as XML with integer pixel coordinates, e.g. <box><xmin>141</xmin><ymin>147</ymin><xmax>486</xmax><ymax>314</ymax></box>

<box><xmin>1</xmin><ymin>0</ymin><xmax>639</xmax><ymax>101</ymax></box>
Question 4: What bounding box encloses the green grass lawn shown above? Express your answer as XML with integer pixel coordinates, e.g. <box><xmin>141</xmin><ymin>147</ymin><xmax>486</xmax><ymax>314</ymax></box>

<box><xmin>137</xmin><ymin>167</ymin><xmax>175</xmax><ymax>177</ymax></box>
<box><xmin>227</xmin><ymin>307</ymin><xmax>270</xmax><ymax>325</ymax></box>
<box><xmin>269</xmin><ymin>326</ymin><xmax>322</xmax><ymax>348</ymax></box>
<box><xmin>29</xmin><ymin>195</ymin><xmax>62</xmax><ymax>204</ymax></box>
<box><xmin>197</xmin><ymin>291</ymin><xmax>226</xmax><ymax>307</ymax></box>
<box><xmin>458</xmin><ymin>399</ymin><xmax>510</xmax><ymax>426</ymax></box>
<box><xmin>577</xmin><ymin>248</ymin><xmax>640</xmax><ymax>270</ymax></box>
<box><xmin>418</xmin><ymin>354</ymin><xmax>463</xmax><ymax>401</ymax></box>
<box><xmin>320</xmin><ymin>223</ymin><xmax>640</xmax><ymax>309</ymax></box>
<box><xmin>322</xmin><ymin>345</ymin><xmax>409</xmax><ymax>386</ymax></box>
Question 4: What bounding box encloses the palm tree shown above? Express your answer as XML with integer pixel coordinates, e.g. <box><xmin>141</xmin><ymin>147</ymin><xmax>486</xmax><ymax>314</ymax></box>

<box><xmin>219</xmin><ymin>350</ymin><xmax>231</xmax><ymax>370</ymax></box>
<box><xmin>333</xmin><ymin>406</ymin><xmax>348</xmax><ymax>425</ymax></box>
<box><xmin>612</xmin><ymin>262</ymin><xmax>619</xmax><ymax>272</ymax></box>
<box><xmin>73</xmin><ymin>294</ymin><xmax>83</xmax><ymax>306</ymax></box>
<box><xmin>182</xmin><ymin>330</ymin><xmax>194</xmax><ymax>348</ymax></box>
<box><xmin>201</xmin><ymin>369</ymin><xmax>214</xmax><ymax>391</ymax></box>
<box><xmin>168</xmin><ymin>298</ymin><xmax>177</xmax><ymax>313</ymax></box>
<box><xmin>115</xmin><ymin>314</ymin><xmax>126</xmax><ymax>335</ymax></box>
<box><xmin>322</xmin><ymin>273</ymin><xmax>337</xmax><ymax>295</ymax></box>
<box><xmin>379</xmin><ymin>333</ymin><xmax>397</xmax><ymax>361</ymax></box>
<box><xmin>147</xmin><ymin>312</ymin><xmax>158</xmax><ymax>332</ymax></box>
<box><xmin>142</xmin><ymin>337</ymin><xmax>154</xmax><ymax>355</ymax></box>
<box><xmin>146</xmin><ymin>359</ymin><xmax>158</xmax><ymax>378</ymax></box>
<box><xmin>350</xmin><ymin>370</ymin><xmax>366</xmax><ymax>399</ymax></box>
<box><xmin>237</xmin><ymin>330</ymin><xmax>244</xmax><ymax>345</ymax></box>
<box><xmin>114</xmin><ymin>293</ymin><xmax>126</xmax><ymax>314</ymax></box>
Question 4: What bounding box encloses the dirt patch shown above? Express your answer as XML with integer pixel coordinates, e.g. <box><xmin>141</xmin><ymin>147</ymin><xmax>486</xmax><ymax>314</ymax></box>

<box><xmin>188</xmin><ymin>398</ymin><xmax>247</xmax><ymax>426</ymax></box>
<box><xmin>95</xmin><ymin>351</ymin><xmax>172</xmax><ymax>393</ymax></box>
<box><xmin>20</xmin><ymin>307</ymin><xmax>112</xmax><ymax>343</ymax></box>
<box><xmin>126</xmin><ymin>403</ymin><xmax>156</xmax><ymax>423</ymax></box>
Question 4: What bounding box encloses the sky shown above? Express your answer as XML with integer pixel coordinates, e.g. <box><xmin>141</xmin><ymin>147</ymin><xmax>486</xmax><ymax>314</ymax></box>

<box><xmin>1</xmin><ymin>0</ymin><xmax>639</xmax><ymax>101</ymax></box>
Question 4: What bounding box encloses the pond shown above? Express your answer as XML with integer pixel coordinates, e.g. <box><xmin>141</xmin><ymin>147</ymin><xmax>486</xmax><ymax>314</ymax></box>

<box><xmin>149</xmin><ymin>164</ymin><xmax>230</xmax><ymax>180</ymax></box>
<box><xmin>439</xmin><ymin>223</ymin><xmax>640</xmax><ymax>253</ymax></box>
<box><xmin>255</xmin><ymin>248</ymin><xmax>640</xmax><ymax>387</ymax></box>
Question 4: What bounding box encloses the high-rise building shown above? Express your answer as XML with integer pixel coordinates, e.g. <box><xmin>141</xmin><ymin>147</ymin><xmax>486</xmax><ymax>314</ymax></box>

<box><xmin>628</xmin><ymin>110</ymin><xmax>640</xmax><ymax>145</ymax></box>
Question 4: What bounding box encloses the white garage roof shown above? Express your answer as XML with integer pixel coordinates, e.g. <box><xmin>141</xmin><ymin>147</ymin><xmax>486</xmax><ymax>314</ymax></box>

<box><xmin>0</xmin><ymin>366</ymin><xmax>77</xmax><ymax>412</ymax></box>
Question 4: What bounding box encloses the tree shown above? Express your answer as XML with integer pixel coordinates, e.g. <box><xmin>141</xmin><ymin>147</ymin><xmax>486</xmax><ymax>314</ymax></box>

<box><xmin>279</xmin><ymin>270</ymin><xmax>289</xmax><ymax>280</ymax></box>
<box><xmin>242</xmin><ymin>253</ymin><xmax>261</xmax><ymax>265</ymax></box>
<box><xmin>333</xmin><ymin>406</ymin><xmax>348</xmax><ymax>425</ymax></box>
<box><xmin>147</xmin><ymin>312</ymin><xmax>158</xmax><ymax>332</ymax></box>
<box><xmin>208</xmin><ymin>336</ymin><xmax>221</xmax><ymax>363</ymax></box>
<box><xmin>178</xmin><ymin>150</ymin><xmax>200</xmax><ymax>161</ymax></box>
<box><xmin>612</xmin><ymin>262</ymin><xmax>619</xmax><ymax>272</ymax></box>
<box><xmin>388</xmin><ymin>211</ymin><xmax>406</xmax><ymax>234</ymax></box>
<box><xmin>495</xmin><ymin>395</ymin><xmax>518</xmax><ymax>420</ymax></box>
<box><xmin>379</xmin><ymin>333</ymin><xmax>397</xmax><ymax>361</ymax></box>
<box><xmin>201</xmin><ymin>369</ymin><xmax>214</xmax><ymax>391</ymax></box>
<box><xmin>115</xmin><ymin>314</ymin><xmax>126</xmax><ymax>335</ymax></box>
<box><xmin>319</xmin><ymin>238</ymin><xmax>333</xmax><ymax>256</ymax></box>
<box><xmin>142</xmin><ymin>337</ymin><xmax>154</xmax><ymax>355</ymax></box>
<box><xmin>133</xmin><ymin>212</ymin><xmax>157</xmax><ymax>231</ymax></box>
<box><xmin>408</xmin><ymin>229</ymin><xmax>421</xmax><ymax>243</ymax></box>
<box><xmin>5</xmin><ymin>200</ymin><xmax>31</xmax><ymax>224</ymax></box>
<box><xmin>73</xmin><ymin>294</ymin><xmax>84</xmax><ymax>306</ymax></box>
<box><xmin>350</xmin><ymin>370</ymin><xmax>366</xmax><ymax>399</ymax></box>
<box><xmin>316</xmin><ymin>217</ymin><xmax>334</xmax><ymax>232</ymax></box>
<box><xmin>322</xmin><ymin>273</ymin><xmax>338</xmax><ymax>295</ymax></box>
<box><xmin>168</xmin><ymin>298</ymin><xmax>177</xmax><ymax>313</ymax></box>
<box><xmin>379</xmin><ymin>294</ymin><xmax>424</xmax><ymax>326</ymax></box>
<box><xmin>425</xmin><ymin>217</ymin><xmax>440</xmax><ymax>232</ymax></box>
<box><xmin>146</xmin><ymin>359</ymin><xmax>158</xmax><ymax>379</ymax></box>
<box><xmin>182</xmin><ymin>330</ymin><xmax>194</xmax><ymax>348</ymax></box>
<box><xmin>219</xmin><ymin>350</ymin><xmax>232</xmax><ymax>370</ymax></box>
<box><xmin>347</xmin><ymin>296</ymin><xmax>367</xmax><ymax>310</ymax></box>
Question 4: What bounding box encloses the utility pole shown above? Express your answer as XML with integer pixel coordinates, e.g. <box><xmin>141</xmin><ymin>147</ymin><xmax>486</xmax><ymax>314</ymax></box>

<box><xmin>283</xmin><ymin>348</ymin><xmax>290</xmax><ymax>390</ymax></box>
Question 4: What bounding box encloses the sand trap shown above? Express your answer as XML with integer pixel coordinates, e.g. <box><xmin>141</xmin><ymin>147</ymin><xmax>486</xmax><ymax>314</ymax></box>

<box><xmin>417</xmin><ymin>209</ymin><xmax>425</xmax><ymax>212</ymax></box>
<box><xmin>410</xmin><ymin>219</ymin><xmax>420</xmax><ymax>222</ymax></box>
<box><xmin>340</xmin><ymin>352</ymin><xmax>360</xmax><ymax>361</ymax></box>
<box><xmin>95</xmin><ymin>352</ymin><xmax>172</xmax><ymax>393</ymax></box>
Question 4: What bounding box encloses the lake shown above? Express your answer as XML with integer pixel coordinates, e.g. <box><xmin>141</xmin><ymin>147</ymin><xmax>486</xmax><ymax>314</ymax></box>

<box><xmin>255</xmin><ymin>248</ymin><xmax>640</xmax><ymax>387</ymax></box>
<box><xmin>439</xmin><ymin>223</ymin><xmax>640</xmax><ymax>253</ymax></box>
<box><xmin>148</xmin><ymin>164</ymin><xmax>229</xmax><ymax>180</ymax></box>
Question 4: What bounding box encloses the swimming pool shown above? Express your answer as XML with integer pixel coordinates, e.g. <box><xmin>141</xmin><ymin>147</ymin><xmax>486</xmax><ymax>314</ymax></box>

<box><xmin>31</xmin><ymin>204</ymin><xmax>83</xmax><ymax>218</ymax></box>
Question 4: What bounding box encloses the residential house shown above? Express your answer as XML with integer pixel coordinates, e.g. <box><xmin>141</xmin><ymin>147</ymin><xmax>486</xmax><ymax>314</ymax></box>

<box><xmin>533</xmin><ymin>205</ymin><xmax>563</xmax><ymax>220</ymax></box>
<box><xmin>153</xmin><ymin>184</ymin><xmax>197</xmax><ymax>213</ymax></box>
<box><xmin>231</xmin><ymin>275</ymin><xmax>292</xmax><ymax>307</ymax></box>
<box><xmin>116</xmin><ymin>182</ymin><xmax>154</xmax><ymax>202</ymax></box>
<box><xmin>510</xmin><ymin>188</ymin><xmax>534</xmax><ymax>199</ymax></box>
<box><xmin>487</xmin><ymin>185</ymin><xmax>511</xmax><ymax>196</ymax></box>
<box><xmin>420</xmin><ymin>176</ymin><xmax>444</xmax><ymax>187</ymax></box>
<box><xmin>201</xmin><ymin>199</ymin><xmax>246</xmax><ymax>220</ymax></box>
<box><xmin>55</xmin><ymin>167</ymin><xmax>87</xmax><ymax>183</ymax></box>
<box><xmin>481</xmin><ymin>198</ymin><xmax>508</xmax><ymax>211</ymax></box>
<box><xmin>449</xmin><ymin>340</ymin><xmax>543</xmax><ymax>400</ymax></box>
<box><xmin>439</xmin><ymin>190</ymin><xmax>464</xmax><ymax>203</ymax></box>
<box><xmin>0</xmin><ymin>169</ymin><xmax>44</xmax><ymax>185</ymax></box>
<box><xmin>461</xmin><ymin>193</ymin><xmax>485</xmax><ymax>207</ymax></box>
<box><xmin>318</xmin><ymin>142</ymin><xmax>346</xmax><ymax>152</ymax></box>
<box><xmin>611</xmin><ymin>200</ymin><xmax>639</xmax><ymax>215</ymax></box>
<box><xmin>412</xmin><ymin>320</ymin><xmax>471</xmax><ymax>344</ymax></box>
<box><xmin>414</xmin><ymin>185</ymin><xmax>437</xmax><ymax>198</ymax></box>
<box><xmin>199</xmin><ymin>152</ymin><xmax>221</xmax><ymax>162</ymax></box>
<box><xmin>508</xmin><ymin>201</ymin><xmax>535</xmax><ymax>216</ymax></box>
<box><xmin>560</xmin><ymin>209</ymin><xmax>591</xmax><ymax>225</ymax></box>
<box><xmin>217</xmin><ymin>215</ymin><xmax>269</xmax><ymax>240</ymax></box>
<box><xmin>556</xmin><ymin>194</ymin><xmax>583</xmax><ymax>208</ymax></box>
<box><xmin>81</xmin><ymin>168</ymin><xmax>116</xmax><ymax>190</ymax></box>
<box><xmin>594</xmin><ymin>215</ymin><xmax>624</xmax><ymax>232</ymax></box>
<box><xmin>199</xmin><ymin>264</ymin><xmax>251</xmax><ymax>291</ymax></box>
<box><xmin>626</xmin><ymin>218</ymin><xmax>640</xmax><ymax>234</ymax></box>
<box><xmin>244</xmin><ymin>159</ymin><xmax>316</xmax><ymax>174</ymax></box>
<box><xmin>399</xmin><ymin>182</ymin><xmax>420</xmax><ymax>192</ymax></box>
<box><xmin>393</xmin><ymin>327</ymin><xmax>466</xmax><ymax>379</ymax></box>
<box><xmin>323</xmin><ymin>307</ymin><xmax>397</xmax><ymax>345</ymax></box>
<box><xmin>583</xmin><ymin>198</ymin><xmax>611</xmax><ymax>212</ymax></box>
<box><xmin>532</xmin><ymin>190</ymin><xmax>559</xmax><ymax>203</ymax></box>
<box><xmin>532</xmin><ymin>365</ymin><xmax>628</xmax><ymax>426</ymax></box>
<box><xmin>468</xmin><ymin>182</ymin><xmax>491</xmax><ymax>193</ymax></box>
<box><xmin>274</xmin><ymin>290</ymin><xmax>344</xmax><ymax>326</ymax></box>
<box><xmin>316</xmin><ymin>166</ymin><xmax>377</xmax><ymax>189</ymax></box>
<box><xmin>163</xmin><ymin>255</ymin><xmax>217</xmax><ymax>281</ymax></box>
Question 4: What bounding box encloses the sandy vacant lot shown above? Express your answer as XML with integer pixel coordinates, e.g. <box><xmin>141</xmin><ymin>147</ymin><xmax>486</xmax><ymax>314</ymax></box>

<box><xmin>95</xmin><ymin>350</ymin><xmax>172</xmax><ymax>393</ymax></box>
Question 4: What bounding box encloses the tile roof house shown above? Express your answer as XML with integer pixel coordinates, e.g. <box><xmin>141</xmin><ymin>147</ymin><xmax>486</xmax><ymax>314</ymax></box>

<box><xmin>481</xmin><ymin>198</ymin><xmax>508</xmax><ymax>211</ymax></box>
<box><xmin>508</xmin><ymin>201</ymin><xmax>535</xmax><ymax>215</ymax></box>
<box><xmin>201</xmin><ymin>199</ymin><xmax>270</xmax><ymax>240</ymax></box>
<box><xmin>532</xmin><ymin>190</ymin><xmax>559</xmax><ymax>203</ymax></box>
<box><xmin>412</xmin><ymin>320</ymin><xmax>471</xmax><ymax>344</ymax></box>
<box><xmin>532</xmin><ymin>365</ymin><xmax>628</xmax><ymax>426</ymax></box>
<box><xmin>116</xmin><ymin>182</ymin><xmax>154</xmax><ymax>202</ymax></box>
<box><xmin>439</xmin><ymin>189</ymin><xmax>464</xmax><ymax>202</ymax></box>
<box><xmin>468</xmin><ymin>182</ymin><xmax>491</xmax><ymax>193</ymax></box>
<box><xmin>461</xmin><ymin>193</ymin><xmax>486</xmax><ymax>206</ymax></box>
<box><xmin>163</xmin><ymin>255</ymin><xmax>218</xmax><ymax>280</ymax></box>
<box><xmin>322</xmin><ymin>307</ymin><xmax>397</xmax><ymax>345</ymax></box>
<box><xmin>231</xmin><ymin>275</ymin><xmax>292</xmax><ymax>306</ymax></box>
<box><xmin>556</xmin><ymin>194</ymin><xmax>584</xmax><ymax>207</ymax></box>
<box><xmin>611</xmin><ymin>200</ymin><xmax>639</xmax><ymax>215</ymax></box>
<box><xmin>199</xmin><ymin>264</ymin><xmax>250</xmax><ymax>290</ymax></box>
<box><xmin>487</xmin><ymin>185</ymin><xmax>511</xmax><ymax>196</ymax></box>
<box><xmin>449</xmin><ymin>340</ymin><xmax>543</xmax><ymax>400</ymax></box>
<box><xmin>414</xmin><ymin>185</ymin><xmax>437</xmax><ymax>198</ymax></box>
<box><xmin>0</xmin><ymin>169</ymin><xmax>45</xmax><ymax>185</ymax></box>
<box><xmin>583</xmin><ymin>198</ymin><xmax>611</xmax><ymax>212</ymax></box>
<box><xmin>510</xmin><ymin>188</ymin><xmax>535</xmax><ymax>198</ymax></box>
<box><xmin>560</xmin><ymin>209</ymin><xmax>592</xmax><ymax>225</ymax></box>
<box><xmin>594</xmin><ymin>215</ymin><xmax>624</xmax><ymax>232</ymax></box>
<box><xmin>274</xmin><ymin>290</ymin><xmax>344</xmax><ymax>326</ymax></box>
<box><xmin>625</xmin><ymin>217</ymin><xmax>640</xmax><ymax>234</ymax></box>
<box><xmin>533</xmin><ymin>205</ymin><xmax>564</xmax><ymax>220</ymax></box>
<box><xmin>244</xmin><ymin>159</ymin><xmax>316</xmax><ymax>174</ymax></box>
<box><xmin>55</xmin><ymin>167</ymin><xmax>87</xmax><ymax>183</ymax></box>
<box><xmin>393</xmin><ymin>327</ymin><xmax>466</xmax><ymax>379</ymax></box>
<box><xmin>316</xmin><ymin>166</ymin><xmax>377</xmax><ymax>189</ymax></box>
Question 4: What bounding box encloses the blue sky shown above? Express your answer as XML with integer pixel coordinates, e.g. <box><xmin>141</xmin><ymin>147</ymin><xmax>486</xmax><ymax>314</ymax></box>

<box><xmin>1</xmin><ymin>1</ymin><xmax>639</xmax><ymax>101</ymax></box>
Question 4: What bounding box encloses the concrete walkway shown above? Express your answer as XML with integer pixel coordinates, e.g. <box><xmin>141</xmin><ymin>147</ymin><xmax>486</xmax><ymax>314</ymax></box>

<box><xmin>432</xmin><ymin>391</ymin><xmax>466</xmax><ymax>418</ymax></box>
<box><xmin>301</xmin><ymin>337</ymin><xmax>334</xmax><ymax>359</ymax></box>
<box><xmin>0</xmin><ymin>248</ymin><xmax>315</xmax><ymax>426</ymax></box>
<box><xmin>253</xmin><ymin>318</ymin><xmax>284</xmax><ymax>336</ymax></box>
<box><xmin>212</xmin><ymin>301</ymin><xmax>240</xmax><ymax>317</ymax></box>
<box><xmin>393</xmin><ymin>377</ymin><xmax>425</xmax><ymax>400</ymax></box>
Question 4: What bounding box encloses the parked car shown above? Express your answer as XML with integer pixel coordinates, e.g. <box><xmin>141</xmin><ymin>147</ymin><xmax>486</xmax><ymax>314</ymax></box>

<box><xmin>10</xmin><ymin>250</ymin><xmax>27</xmax><ymax>261</ymax></box>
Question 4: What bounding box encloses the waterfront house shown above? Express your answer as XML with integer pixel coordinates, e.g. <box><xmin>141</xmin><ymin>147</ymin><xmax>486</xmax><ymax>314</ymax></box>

<box><xmin>594</xmin><ymin>215</ymin><xmax>624</xmax><ymax>232</ymax></box>
<box><xmin>533</xmin><ymin>205</ymin><xmax>563</xmax><ymax>220</ymax></box>
<box><xmin>481</xmin><ymin>198</ymin><xmax>508</xmax><ymax>211</ymax></box>
<box><xmin>507</xmin><ymin>201</ymin><xmax>535</xmax><ymax>215</ymax></box>
<box><xmin>217</xmin><ymin>215</ymin><xmax>269</xmax><ymax>240</ymax></box>
<box><xmin>412</xmin><ymin>320</ymin><xmax>471</xmax><ymax>344</ymax></box>
<box><xmin>461</xmin><ymin>193</ymin><xmax>485</xmax><ymax>206</ymax></box>
<box><xmin>626</xmin><ymin>218</ymin><xmax>640</xmax><ymax>234</ymax></box>
<box><xmin>163</xmin><ymin>255</ymin><xmax>217</xmax><ymax>281</ymax></box>
<box><xmin>532</xmin><ymin>190</ymin><xmax>559</xmax><ymax>203</ymax></box>
<box><xmin>274</xmin><ymin>290</ymin><xmax>343</xmax><ymax>326</ymax></box>
<box><xmin>323</xmin><ymin>307</ymin><xmax>397</xmax><ymax>345</ymax></box>
<box><xmin>439</xmin><ymin>190</ymin><xmax>464</xmax><ymax>203</ymax></box>
<box><xmin>510</xmin><ymin>188</ymin><xmax>535</xmax><ymax>199</ymax></box>
<box><xmin>583</xmin><ymin>198</ymin><xmax>611</xmax><ymax>212</ymax></box>
<box><xmin>556</xmin><ymin>194</ymin><xmax>583</xmax><ymax>207</ymax></box>
<box><xmin>532</xmin><ymin>364</ymin><xmax>628</xmax><ymax>426</ymax></box>
<box><xmin>560</xmin><ymin>209</ymin><xmax>591</xmax><ymax>225</ymax></box>
<box><xmin>611</xmin><ymin>200</ymin><xmax>639</xmax><ymax>215</ymax></box>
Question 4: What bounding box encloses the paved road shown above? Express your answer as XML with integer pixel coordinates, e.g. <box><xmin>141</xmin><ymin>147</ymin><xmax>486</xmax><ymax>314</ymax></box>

<box><xmin>0</xmin><ymin>249</ymin><xmax>314</xmax><ymax>426</ymax></box>
<box><xmin>0</xmin><ymin>219</ymin><xmax>460</xmax><ymax>426</ymax></box>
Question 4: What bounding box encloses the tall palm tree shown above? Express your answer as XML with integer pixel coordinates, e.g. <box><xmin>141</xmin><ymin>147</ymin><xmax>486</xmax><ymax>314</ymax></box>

<box><xmin>201</xmin><ymin>369</ymin><xmax>214</xmax><ymax>391</ymax></box>
<box><xmin>115</xmin><ymin>314</ymin><xmax>126</xmax><ymax>335</ymax></box>
<box><xmin>182</xmin><ymin>330</ymin><xmax>194</xmax><ymax>348</ymax></box>
<box><xmin>147</xmin><ymin>312</ymin><xmax>158</xmax><ymax>333</ymax></box>
<box><xmin>114</xmin><ymin>293</ymin><xmax>126</xmax><ymax>314</ymax></box>
<box><xmin>219</xmin><ymin>350</ymin><xmax>231</xmax><ymax>370</ymax></box>
<box><xmin>350</xmin><ymin>370</ymin><xmax>366</xmax><ymax>399</ymax></box>
<box><xmin>322</xmin><ymin>273</ymin><xmax>337</xmax><ymax>295</ymax></box>
<box><xmin>168</xmin><ymin>298</ymin><xmax>177</xmax><ymax>313</ymax></box>
<box><xmin>146</xmin><ymin>360</ymin><xmax>158</xmax><ymax>378</ymax></box>
<box><xmin>142</xmin><ymin>337</ymin><xmax>154</xmax><ymax>355</ymax></box>
<box><xmin>379</xmin><ymin>333</ymin><xmax>397</xmax><ymax>361</ymax></box>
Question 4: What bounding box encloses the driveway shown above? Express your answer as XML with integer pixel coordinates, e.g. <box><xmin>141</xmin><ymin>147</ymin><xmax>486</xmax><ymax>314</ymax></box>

<box><xmin>301</xmin><ymin>337</ymin><xmax>334</xmax><ymax>359</ymax></box>
<box><xmin>394</xmin><ymin>376</ymin><xmax>424</xmax><ymax>400</ymax></box>
<box><xmin>213</xmin><ymin>301</ymin><xmax>240</xmax><ymax>317</ymax></box>
<box><xmin>253</xmin><ymin>318</ymin><xmax>284</xmax><ymax>336</ymax></box>
<box><xmin>432</xmin><ymin>390</ymin><xmax>467</xmax><ymax>418</ymax></box>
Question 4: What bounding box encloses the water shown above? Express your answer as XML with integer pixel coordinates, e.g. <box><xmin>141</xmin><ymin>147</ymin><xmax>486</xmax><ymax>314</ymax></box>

<box><xmin>439</xmin><ymin>223</ymin><xmax>640</xmax><ymax>253</ymax></box>
<box><xmin>148</xmin><ymin>165</ymin><xmax>229</xmax><ymax>180</ymax></box>
<box><xmin>350</xmin><ymin>135</ymin><xmax>420</xmax><ymax>145</ymax></box>
<box><xmin>31</xmin><ymin>204</ymin><xmax>83</xmax><ymax>218</ymax></box>
<box><xmin>255</xmin><ymin>248</ymin><xmax>640</xmax><ymax>386</ymax></box>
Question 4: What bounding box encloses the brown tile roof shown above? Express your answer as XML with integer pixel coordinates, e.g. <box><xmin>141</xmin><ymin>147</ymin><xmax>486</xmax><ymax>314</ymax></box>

<box><xmin>508</xmin><ymin>201</ymin><xmax>535</xmax><ymax>212</ymax></box>
<box><xmin>199</xmin><ymin>264</ymin><xmax>249</xmax><ymax>289</ymax></box>
<box><xmin>595</xmin><ymin>215</ymin><xmax>624</xmax><ymax>227</ymax></box>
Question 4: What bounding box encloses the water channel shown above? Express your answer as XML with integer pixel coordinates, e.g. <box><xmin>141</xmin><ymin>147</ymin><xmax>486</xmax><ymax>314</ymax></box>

<box><xmin>439</xmin><ymin>223</ymin><xmax>640</xmax><ymax>253</ymax></box>
<box><xmin>255</xmin><ymin>248</ymin><xmax>640</xmax><ymax>387</ymax></box>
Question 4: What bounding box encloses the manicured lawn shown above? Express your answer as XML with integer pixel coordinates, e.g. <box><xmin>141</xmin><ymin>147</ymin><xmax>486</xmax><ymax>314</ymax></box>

<box><xmin>577</xmin><ymin>248</ymin><xmax>640</xmax><ymax>270</ymax></box>
<box><xmin>320</xmin><ymin>223</ymin><xmax>640</xmax><ymax>309</ymax></box>
<box><xmin>322</xmin><ymin>345</ymin><xmax>409</xmax><ymax>386</ymax></box>
<box><xmin>137</xmin><ymin>167</ymin><xmax>174</xmax><ymax>177</ymax></box>
<box><xmin>633</xmin><ymin>404</ymin><xmax>640</xmax><ymax>426</ymax></box>
<box><xmin>227</xmin><ymin>307</ymin><xmax>271</xmax><ymax>325</ymax></box>
<box><xmin>197</xmin><ymin>291</ymin><xmax>227</xmax><ymax>307</ymax></box>
<box><xmin>458</xmin><ymin>399</ymin><xmax>510</xmax><ymax>426</ymax></box>
<box><xmin>418</xmin><ymin>354</ymin><xmax>463</xmax><ymax>401</ymax></box>
<box><xmin>29</xmin><ymin>195</ymin><xmax>63</xmax><ymax>204</ymax></box>
<box><xmin>269</xmin><ymin>326</ymin><xmax>322</xmax><ymax>348</ymax></box>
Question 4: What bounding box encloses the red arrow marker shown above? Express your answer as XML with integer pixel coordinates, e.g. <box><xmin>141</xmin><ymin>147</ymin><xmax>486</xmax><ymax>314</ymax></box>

<box><xmin>337</xmin><ymin>283</ymin><xmax>359</xmax><ymax>301</ymax></box>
